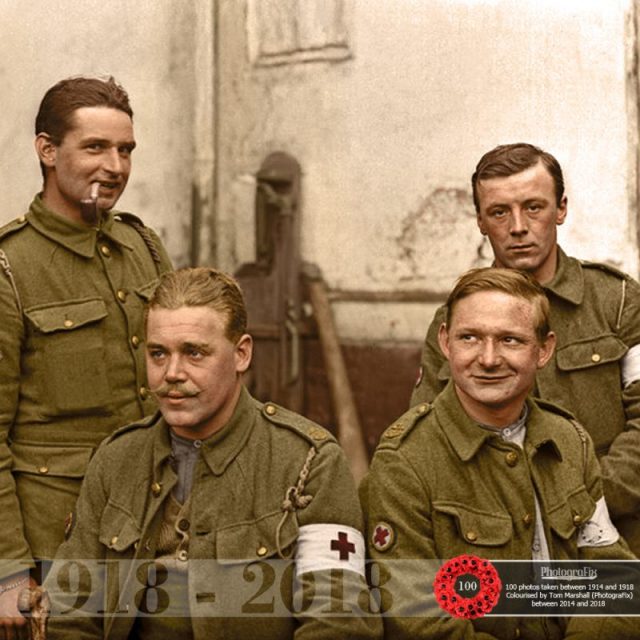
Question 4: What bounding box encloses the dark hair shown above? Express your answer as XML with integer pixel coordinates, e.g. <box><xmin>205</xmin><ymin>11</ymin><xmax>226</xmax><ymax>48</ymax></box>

<box><xmin>146</xmin><ymin>268</ymin><xmax>248</xmax><ymax>343</ymax></box>
<box><xmin>445</xmin><ymin>267</ymin><xmax>551</xmax><ymax>343</ymax></box>
<box><xmin>471</xmin><ymin>143</ymin><xmax>564</xmax><ymax>212</ymax></box>
<box><xmin>35</xmin><ymin>75</ymin><xmax>133</xmax><ymax>144</ymax></box>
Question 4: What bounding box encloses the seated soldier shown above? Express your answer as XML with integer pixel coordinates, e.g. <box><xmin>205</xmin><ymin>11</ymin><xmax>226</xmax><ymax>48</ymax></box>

<box><xmin>45</xmin><ymin>267</ymin><xmax>382</xmax><ymax>640</ymax></box>
<box><xmin>363</xmin><ymin>267</ymin><xmax>637</xmax><ymax>639</ymax></box>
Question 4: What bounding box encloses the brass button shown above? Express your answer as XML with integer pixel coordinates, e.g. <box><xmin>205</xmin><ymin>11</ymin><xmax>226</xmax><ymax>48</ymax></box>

<box><xmin>257</xmin><ymin>546</ymin><xmax>268</xmax><ymax>557</ymax></box>
<box><xmin>505</xmin><ymin>451</ymin><xmax>518</xmax><ymax>467</ymax></box>
<box><xmin>265</xmin><ymin>404</ymin><xmax>276</xmax><ymax>416</ymax></box>
<box><xmin>63</xmin><ymin>319</ymin><xmax>74</xmax><ymax>328</ymax></box>
<box><xmin>522</xmin><ymin>513</ymin><xmax>533</xmax><ymax>527</ymax></box>
<box><xmin>151</xmin><ymin>482</ymin><xmax>162</xmax><ymax>496</ymax></box>
<box><xmin>177</xmin><ymin>550</ymin><xmax>188</xmax><ymax>562</ymax></box>
<box><xmin>465</xmin><ymin>531</ymin><xmax>478</xmax><ymax>542</ymax></box>
<box><xmin>573</xmin><ymin>514</ymin><xmax>583</xmax><ymax>526</ymax></box>
<box><xmin>416</xmin><ymin>403</ymin><xmax>429</xmax><ymax>415</ymax></box>
<box><xmin>515</xmin><ymin>629</ymin><xmax>521</xmax><ymax>639</ymax></box>
<box><xmin>38</xmin><ymin>466</ymin><xmax>49</xmax><ymax>474</ymax></box>
<box><xmin>591</xmin><ymin>353</ymin><xmax>601</xmax><ymax>363</ymax></box>
<box><xmin>100</xmin><ymin>245</ymin><xmax>111</xmax><ymax>257</ymax></box>
<box><xmin>117</xmin><ymin>290</ymin><xmax>127</xmax><ymax>302</ymax></box>
<box><xmin>131</xmin><ymin>335</ymin><xmax>140</xmax><ymax>348</ymax></box>
<box><xmin>177</xmin><ymin>519</ymin><xmax>190</xmax><ymax>532</ymax></box>
<box><xmin>110</xmin><ymin>536</ymin><xmax>118</xmax><ymax>547</ymax></box>
<box><xmin>17</xmin><ymin>216</ymin><xmax>26</xmax><ymax>223</ymax></box>
<box><xmin>133</xmin><ymin>541</ymin><xmax>139</xmax><ymax>551</ymax></box>
<box><xmin>140</xmin><ymin>386</ymin><xmax>149</xmax><ymax>400</ymax></box>
<box><xmin>309</xmin><ymin>427</ymin><xmax>328</xmax><ymax>441</ymax></box>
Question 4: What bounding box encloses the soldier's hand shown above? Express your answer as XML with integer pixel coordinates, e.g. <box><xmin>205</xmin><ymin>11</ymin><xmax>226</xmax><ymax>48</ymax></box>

<box><xmin>0</xmin><ymin>572</ymin><xmax>32</xmax><ymax>640</ymax></box>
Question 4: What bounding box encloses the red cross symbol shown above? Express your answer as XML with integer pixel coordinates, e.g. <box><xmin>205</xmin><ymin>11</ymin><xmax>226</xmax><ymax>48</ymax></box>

<box><xmin>374</xmin><ymin>525</ymin><xmax>390</xmax><ymax>547</ymax></box>
<box><xmin>330</xmin><ymin>531</ymin><xmax>356</xmax><ymax>560</ymax></box>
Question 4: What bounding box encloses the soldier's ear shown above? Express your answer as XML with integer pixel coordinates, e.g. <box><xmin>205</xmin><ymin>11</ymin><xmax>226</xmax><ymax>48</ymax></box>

<box><xmin>234</xmin><ymin>334</ymin><xmax>253</xmax><ymax>374</ymax></box>
<box><xmin>537</xmin><ymin>332</ymin><xmax>556</xmax><ymax>369</ymax></box>
<box><xmin>476</xmin><ymin>212</ymin><xmax>488</xmax><ymax>236</ymax></box>
<box><xmin>556</xmin><ymin>195</ymin><xmax>568</xmax><ymax>226</ymax></box>
<box><xmin>437</xmin><ymin>323</ymin><xmax>451</xmax><ymax>360</ymax></box>
<box><xmin>35</xmin><ymin>133</ymin><xmax>57</xmax><ymax>168</ymax></box>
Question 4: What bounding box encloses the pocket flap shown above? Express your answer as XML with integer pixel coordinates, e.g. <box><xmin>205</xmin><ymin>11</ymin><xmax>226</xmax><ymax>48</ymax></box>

<box><xmin>25</xmin><ymin>298</ymin><xmax>108</xmax><ymax>333</ymax></box>
<box><xmin>556</xmin><ymin>335</ymin><xmax>627</xmax><ymax>372</ymax></box>
<box><xmin>216</xmin><ymin>511</ymin><xmax>299</xmax><ymax>562</ymax></box>
<box><xmin>99</xmin><ymin>503</ymin><xmax>141</xmax><ymax>552</ymax></box>
<box><xmin>11</xmin><ymin>442</ymin><xmax>93</xmax><ymax>478</ymax></box>
<box><xmin>434</xmin><ymin>501</ymin><xmax>512</xmax><ymax>546</ymax></box>
<box><xmin>547</xmin><ymin>486</ymin><xmax>596</xmax><ymax>540</ymax></box>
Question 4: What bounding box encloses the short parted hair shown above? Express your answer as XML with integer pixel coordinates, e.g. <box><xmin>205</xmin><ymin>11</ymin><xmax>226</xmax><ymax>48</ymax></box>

<box><xmin>445</xmin><ymin>267</ymin><xmax>551</xmax><ymax>343</ymax></box>
<box><xmin>471</xmin><ymin>143</ymin><xmax>565</xmax><ymax>212</ymax></box>
<box><xmin>35</xmin><ymin>75</ymin><xmax>133</xmax><ymax>145</ymax></box>
<box><xmin>146</xmin><ymin>268</ymin><xmax>248</xmax><ymax>343</ymax></box>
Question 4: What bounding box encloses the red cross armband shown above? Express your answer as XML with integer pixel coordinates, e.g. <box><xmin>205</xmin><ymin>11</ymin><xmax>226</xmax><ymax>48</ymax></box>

<box><xmin>295</xmin><ymin>524</ymin><xmax>365</xmax><ymax>578</ymax></box>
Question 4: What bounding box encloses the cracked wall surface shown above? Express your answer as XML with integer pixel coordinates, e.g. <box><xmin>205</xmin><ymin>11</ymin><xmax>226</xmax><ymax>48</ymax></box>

<box><xmin>0</xmin><ymin>0</ymin><xmax>636</xmax><ymax>342</ymax></box>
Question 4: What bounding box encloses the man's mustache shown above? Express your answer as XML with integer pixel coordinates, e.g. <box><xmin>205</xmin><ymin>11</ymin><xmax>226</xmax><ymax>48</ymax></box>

<box><xmin>149</xmin><ymin>382</ymin><xmax>201</xmax><ymax>398</ymax></box>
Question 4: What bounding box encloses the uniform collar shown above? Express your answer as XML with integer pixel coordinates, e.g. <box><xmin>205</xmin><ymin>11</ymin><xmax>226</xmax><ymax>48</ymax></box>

<box><xmin>26</xmin><ymin>193</ymin><xmax>134</xmax><ymax>258</ymax></box>
<box><xmin>153</xmin><ymin>386</ymin><xmax>256</xmax><ymax>477</ymax></box>
<box><xmin>541</xmin><ymin>246</ymin><xmax>583</xmax><ymax>306</ymax></box>
<box><xmin>435</xmin><ymin>381</ymin><xmax>563</xmax><ymax>462</ymax></box>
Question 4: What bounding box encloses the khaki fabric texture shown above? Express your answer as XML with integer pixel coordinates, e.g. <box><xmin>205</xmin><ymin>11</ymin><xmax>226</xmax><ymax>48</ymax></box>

<box><xmin>411</xmin><ymin>247</ymin><xmax>640</xmax><ymax>554</ymax></box>
<box><xmin>364</xmin><ymin>382</ymin><xmax>637</xmax><ymax>639</ymax></box>
<box><xmin>0</xmin><ymin>194</ymin><xmax>172</xmax><ymax>572</ymax></box>
<box><xmin>45</xmin><ymin>387</ymin><xmax>382</xmax><ymax>640</ymax></box>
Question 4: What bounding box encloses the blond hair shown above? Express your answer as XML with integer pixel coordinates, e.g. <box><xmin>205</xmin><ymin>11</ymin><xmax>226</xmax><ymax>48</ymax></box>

<box><xmin>147</xmin><ymin>268</ymin><xmax>247</xmax><ymax>343</ymax></box>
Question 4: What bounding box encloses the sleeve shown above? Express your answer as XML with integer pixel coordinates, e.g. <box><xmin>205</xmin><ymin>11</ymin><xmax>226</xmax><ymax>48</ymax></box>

<box><xmin>362</xmin><ymin>448</ymin><xmax>500</xmax><ymax>640</ymax></box>
<box><xmin>292</xmin><ymin>441</ymin><xmax>382</xmax><ymax>640</ymax></box>
<box><xmin>0</xmin><ymin>269</ymin><xmax>33</xmax><ymax>577</ymax></box>
<box><xmin>576</xmin><ymin>429</ymin><xmax>634</xmax><ymax>561</ymax></box>
<box><xmin>410</xmin><ymin>305</ymin><xmax>449</xmax><ymax>407</ymax></box>
<box><xmin>564</xmin><ymin>430</ymin><xmax>637</xmax><ymax>640</ymax></box>
<box><xmin>599</xmin><ymin>276</ymin><xmax>640</xmax><ymax>520</ymax></box>
<box><xmin>43</xmin><ymin>446</ymin><xmax>110</xmax><ymax>640</ymax></box>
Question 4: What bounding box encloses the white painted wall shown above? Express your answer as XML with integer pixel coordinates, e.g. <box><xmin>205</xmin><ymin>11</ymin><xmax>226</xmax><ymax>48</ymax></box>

<box><xmin>0</xmin><ymin>0</ymin><xmax>636</xmax><ymax>341</ymax></box>
<box><xmin>217</xmin><ymin>0</ymin><xmax>637</xmax><ymax>341</ymax></box>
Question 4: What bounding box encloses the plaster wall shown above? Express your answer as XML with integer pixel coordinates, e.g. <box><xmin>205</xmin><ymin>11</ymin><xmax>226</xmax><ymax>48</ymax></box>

<box><xmin>217</xmin><ymin>0</ymin><xmax>637</xmax><ymax>341</ymax></box>
<box><xmin>0</xmin><ymin>0</ymin><xmax>636</xmax><ymax>344</ymax></box>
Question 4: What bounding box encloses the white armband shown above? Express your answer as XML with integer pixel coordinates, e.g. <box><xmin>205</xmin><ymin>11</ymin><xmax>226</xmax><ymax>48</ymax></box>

<box><xmin>621</xmin><ymin>344</ymin><xmax>640</xmax><ymax>388</ymax></box>
<box><xmin>577</xmin><ymin>497</ymin><xmax>620</xmax><ymax>548</ymax></box>
<box><xmin>295</xmin><ymin>524</ymin><xmax>365</xmax><ymax>578</ymax></box>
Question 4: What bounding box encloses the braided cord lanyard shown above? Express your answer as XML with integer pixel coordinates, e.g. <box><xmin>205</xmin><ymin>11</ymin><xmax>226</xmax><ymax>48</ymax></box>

<box><xmin>275</xmin><ymin>446</ymin><xmax>317</xmax><ymax>559</ymax></box>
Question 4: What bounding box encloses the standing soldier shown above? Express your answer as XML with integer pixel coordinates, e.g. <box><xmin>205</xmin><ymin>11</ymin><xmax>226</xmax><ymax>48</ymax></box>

<box><xmin>0</xmin><ymin>76</ymin><xmax>172</xmax><ymax>635</ymax></box>
<box><xmin>412</xmin><ymin>143</ymin><xmax>640</xmax><ymax>555</ymax></box>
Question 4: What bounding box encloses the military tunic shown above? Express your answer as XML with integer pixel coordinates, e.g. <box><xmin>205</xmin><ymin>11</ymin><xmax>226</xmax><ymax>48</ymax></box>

<box><xmin>411</xmin><ymin>247</ymin><xmax>640</xmax><ymax>552</ymax></box>
<box><xmin>0</xmin><ymin>195</ymin><xmax>172</xmax><ymax>573</ymax></box>
<box><xmin>364</xmin><ymin>382</ymin><xmax>636</xmax><ymax>639</ymax></box>
<box><xmin>45</xmin><ymin>387</ymin><xmax>382</xmax><ymax>640</ymax></box>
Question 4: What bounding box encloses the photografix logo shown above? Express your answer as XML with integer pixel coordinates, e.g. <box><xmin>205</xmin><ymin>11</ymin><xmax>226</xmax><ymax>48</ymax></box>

<box><xmin>540</xmin><ymin>566</ymin><xmax>598</xmax><ymax>581</ymax></box>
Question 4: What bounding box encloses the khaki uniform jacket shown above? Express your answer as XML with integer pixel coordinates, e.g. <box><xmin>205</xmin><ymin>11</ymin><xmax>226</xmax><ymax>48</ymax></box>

<box><xmin>411</xmin><ymin>248</ymin><xmax>640</xmax><ymax>552</ymax></box>
<box><xmin>46</xmin><ymin>387</ymin><xmax>382</xmax><ymax>640</ymax></box>
<box><xmin>0</xmin><ymin>195</ymin><xmax>172</xmax><ymax>572</ymax></box>
<box><xmin>363</xmin><ymin>382</ymin><xmax>636</xmax><ymax>640</ymax></box>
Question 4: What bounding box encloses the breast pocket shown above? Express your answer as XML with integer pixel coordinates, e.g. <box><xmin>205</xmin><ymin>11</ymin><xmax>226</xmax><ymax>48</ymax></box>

<box><xmin>547</xmin><ymin>485</ymin><xmax>596</xmax><ymax>554</ymax></box>
<box><xmin>25</xmin><ymin>297</ymin><xmax>111</xmax><ymax>415</ymax></box>
<box><xmin>556</xmin><ymin>334</ymin><xmax>627</xmax><ymax>373</ymax></box>
<box><xmin>215</xmin><ymin>511</ymin><xmax>298</xmax><ymax>563</ymax></box>
<box><xmin>432</xmin><ymin>501</ymin><xmax>513</xmax><ymax>556</ymax></box>
<box><xmin>99</xmin><ymin>501</ymin><xmax>142</xmax><ymax>555</ymax></box>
